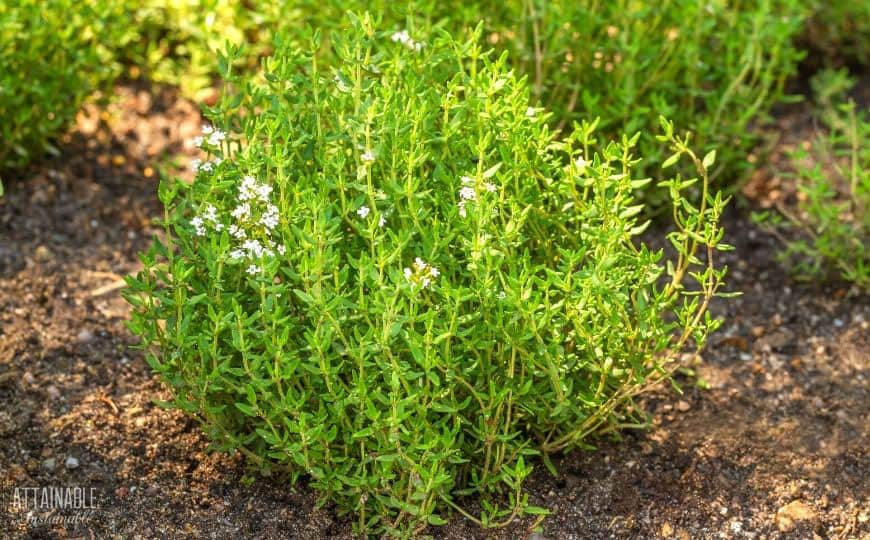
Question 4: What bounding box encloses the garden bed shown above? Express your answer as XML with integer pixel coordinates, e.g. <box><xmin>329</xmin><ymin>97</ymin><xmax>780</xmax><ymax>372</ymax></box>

<box><xmin>0</xmin><ymin>81</ymin><xmax>867</xmax><ymax>539</ymax></box>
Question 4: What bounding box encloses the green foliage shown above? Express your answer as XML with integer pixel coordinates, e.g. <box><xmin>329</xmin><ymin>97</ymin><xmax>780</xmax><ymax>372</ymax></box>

<box><xmin>755</xmin><ymin>70</ymin><xmax>869</xmax><ymax>288</ymax></box>
<box><xmin>0</xmin><ymin>0</ymin><xmax>129</xmax><ymax>171</ymax></box>
<box><xmin>119</xmin><ymin>0</ymin><xmax>807</xmax><ymax>186</ymax></box>
<box><xmin>802</xmin><ymin>0</ymin><xmax>870</xmax><ymax>65</ymax></box>
<box><xmin>125</xmin><ymin>16</ymin><xmax>732</xmax><ymax>537</ymax></box>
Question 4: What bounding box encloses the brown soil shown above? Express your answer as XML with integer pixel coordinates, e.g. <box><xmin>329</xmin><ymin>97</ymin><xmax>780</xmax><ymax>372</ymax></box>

<box><xmin>0</xmin><ymin>83</ymin><xmax>867</xmax><ymax>540</ymax></box>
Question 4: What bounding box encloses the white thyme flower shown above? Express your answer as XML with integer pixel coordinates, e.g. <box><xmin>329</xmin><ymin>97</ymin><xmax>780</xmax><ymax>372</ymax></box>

<box><xmin>277</xmin><ymin>244</ymin><xmax>287</xmax><ymax>255</ymax></box>
<box><xmin>429</xmin><ymin>266</ymin><xmax>440</xmax><ymax>278</ymax></box>
<box><xmin>458</xmin><ymin>201</ymin><xmax>467</xmax><ymax>218</ymax></box>
<box><xmin>575</xmin><ymin>155</ymin><xmax>588</xmax><ymax>172</ymax></box>
<box><xmin>202</xmin><ymin>124</ymin><xmax>214</xmax><ymax>135</ymax></box>
<box><xmin>200</xmin><ymin>161</ymin><xmax>213</xmax><ymax>173</ymax></box>
<box><xmin>498</xmin><ymin>290</ymin><xmax>506</xmax><ymax>300</ymax></box>
<box><xmin>484</xmin><ymin>182</ymin><xmax>497</xmax><ymax>193</ymax></box>
<box><xmin>391</xmin><ymin>30</ymin><xmax>411</xmax><ymax>44</ymax></box>
<box><xmin>207</xmin><ymin>129</ymin><xmax>226</xmax><ymax>146</ymax></box>
<box><xmin>231</xmin><ymin>203</ymin><xmax>251</xmax><ymax>220</ymax></box>
<box><xmin>404</xmin><ymin>267</ymin><xmax>413</xmax><ymax>279</ymax></box>
<box><xmin>191</xmin><ymin>158</ymin><xmax>202</xmax><ymax>173</ymax></box>
<box><xmin>190</xmin><ymin>216</ymin><xmax>206</xmax><ymax>236</ymax></box>
<box><xmin>414</xmin><ymin>257</ymin><xmax>427</xmax><ymax>271</ymax></box>
<box><xmin>413</xmin><ymin>41</ymin><xmax>424</xmax><ymax>52</ymax></box>
<box><xmin>357</xmin><ymin>205</ymin><xmax>371</xmax><ymax>219</ymax></box>
<box><xmin>459</xmin><ymin>186</ymin><xmax>477</xmax><ymax>201</ymax></box>
<box><xmin>214</xmin><ymin>157</ymin><xmax>223</xmax><ymax>165</ymax></box>
<box><xmin>192</xmin><ymin>136</ymin><xmax>204</xmax><ymax>148</ymax></box>
<box><xmin>229</xmin><ymin>248</ymin><xmax>246</xmax><ymax>260</ymax></box>
<box><xmin>256</xmin><ymin>183</ymin><xmax>272</xmax><ymax>201</ymax></box>
<box><xmin>246</xmin><ymin>264</ymin><xmax>260</xmax><ymax>275</ymax></box>
<box><xmin>361</xmin><ymin>150</ymin><xmax>376</xmax><ymax>163</ymax></box>
<box><xmin>461</xmin><ymin>175</ymin><xmax>475</xmax><ymax>185</ymax></box>
<box><xmin>378</xmin><ymin>215</ymin><xmax>386</xmax><ymax>228</ymax></box>
<box><xmin>260</xmin><ymin>210</ymin><xmax>279</xmax><ymax>230</ymax></box>
<box><xmin>421</xmin><ymin>276</ymin><xmax>432</xmax><ymax>288</ymax></box>
<box><xmin>526</xmin><ymin>107</ymin><xmax>536</xmax><ymax>117</ymax></box>
<box><xmin>228</xmin><ymin>224</ymin><xmax>247</xmax><ymax>239</ymax></box>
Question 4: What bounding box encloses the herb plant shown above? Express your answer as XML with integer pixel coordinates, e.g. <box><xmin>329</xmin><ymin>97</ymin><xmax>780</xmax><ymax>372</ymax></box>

<box><xmin>0</xmin><ymin>0</ymin><xmax>128</xmax><ymax>172</ymax></box>
<box><xmin>754</xmin><ymin>70</ymin><xmax>868</xmax><ymax>288</ymax></box>
<box><xmin>117</xmin><ymin>0</ymin><xmax>807</xmax><ymax>188</ymax></box>
<box><xmin>126</xmin><ymin>16</ymin><xmax>732</xmax><ymax>537</ymax></box>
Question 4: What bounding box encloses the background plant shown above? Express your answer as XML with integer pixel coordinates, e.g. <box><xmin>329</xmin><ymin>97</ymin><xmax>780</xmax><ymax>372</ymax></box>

<box><xmin>127</xmin><ymin>16</ymin><xmax>733</xmax><ymax>536</ymax></box>
<box><xmin>114</xmin><ymin>0</ymin><xmax>807</xmax><ymax>191</ymax></box>
<box><xmin>754</xmin><ymin>69</ymin><xmax>869</xmax><ymax>288</ymax></box>
<box><xmin>800</xmin><ymin>0</ymin><xmax>870</xmax><ymax>67</ymax></box>
<box><xmin>0</xmin><ymin>0</ymin><xmax>130</xmax><ymax>173</ymax></box>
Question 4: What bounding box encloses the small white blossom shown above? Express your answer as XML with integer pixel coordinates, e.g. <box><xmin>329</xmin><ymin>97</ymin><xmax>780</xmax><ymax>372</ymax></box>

<box><xmin>246</xmin><ymin>264</ymin><xmax>261</xmax><ymax>275</ymax></box>
<box><xmin>260</xmin><ymin>212</ymin><xmax>279</xmax><ymax>230</ymax></box>
<box><xmin>361</xmin><ymin>150</ymin><xmax>376</xmax><ymax>163</ymax></box>
<box><xmin>229</xmin><ymin>248</ymin><xmax>246</xmax><ymax>260</ymax></box>
<box><xmin>191</xmin><ymin>158</ymin><xmax>202</xmax><ymax>173</ymax></box>
<box><xmin>391</xmin><ymin>29</ymin><xmax>424</xmax><ymax>52</ymax></box>
<box><xmin>229</xmin><ymin>224</ymin><xmax>247</xmax><ymax>239</ymax></box>
<box><xmin>458</xmin><ymin>201</ymin><xmax>467</xmax><ymax>218</ymax></box>
<box><xmin>357</xmin><ymin>205</ymin><xmax>371</xmax><ymax>219</ymax></box>
<box><xmin>391</xmin><ymin>30</ymin><xmax>410</xmax><ymax>44</ymax></box>
<box><xmin>202</xmin><ymin>124</ymin><xmax>214</xmax><ymax>135</ymax></box>
<box><xmin>192</xmin><ymin>136</ymin><xmax>204</xmax><ymax>148</ymax></box>
<box><xmin>277</xmin><ymin>244</ymin><xmax>287</xmax><ymax>255</ymax></box>
<box><xmin>497</xmin><ymin>290</ymin><xmax>506</xmax><ymax>300</ymax></box>
<box><xmin>484</xmin><ymin>182</ymin><xmax>497</xmax><ymax>193</ymax></box>
<box><xmin>378</xmin><ymin>215</ymin><xmax>386</xmax><ymax>228</ymax></box>
<box><xmin>526</xmin><ymin>107</ymin><xmax>536</xmax><ymax>117</ymax></box>
<box><xmin>231</xmin><ymin>203</ymin><xmax>251</xmax><ymax>220</ymax></box>
<box><xmin>190</xmin><ymin>216</ymin><xmax>206</xmax><ymax>236</ymax></box>
<box><xmin>200</xmin><ymin>161</ymin><xmax>213</xmax><ymax>173</ymax></box>
<box><xmin>461</xmin><ymin>175</ymin><xmax>475</xmax><ymax>186</ymax></box>
<box><xmin>207</xmin><ymin>129</ymin><xmax>226</xmax><ymax>146</ymax></box>
<box><xmin>459</xmin><ymin>186</ymin><xmax>477</xmax><ymax>201</ymax></box>
<box><xmin>575</xmin><ymin>155</ymin><xmax>588</xmax><ymax>173</ymax></box>
<box><xmin>405</xmin><ymin>257</ymin><xmax>439</xmax><ymax>289</ymax></box>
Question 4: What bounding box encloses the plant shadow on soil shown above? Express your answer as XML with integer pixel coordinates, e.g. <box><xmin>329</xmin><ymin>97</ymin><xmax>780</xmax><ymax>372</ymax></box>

<box><xmin>0</xmin><ymin>81</ymin><xmax>866</xmax><ymax>539</ymax></box>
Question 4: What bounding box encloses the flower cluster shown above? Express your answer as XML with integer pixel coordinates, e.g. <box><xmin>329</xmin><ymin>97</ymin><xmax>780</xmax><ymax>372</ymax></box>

<box><xmin>457</xmin><ymin>175</ymin><xmax>496</xmax><ymax>217</ymax></box>
<box><xmin>189</xmin><ymin>166</ymin><xmax>286</xmax><ymax>275</ymax></box>
<box><xmin>390</xmin><ymin>30</ymin><xmax>424</xmax><ymax>52</ymax></box>
<box><xmin>403</xmin><ymin>257</ymin><xmax>440</xmax><ymax>288</ymax></box>
<box><xmin>193</xmin><ymin>124</ymin><xmax>226</xmax><ymax>148</ymax></box>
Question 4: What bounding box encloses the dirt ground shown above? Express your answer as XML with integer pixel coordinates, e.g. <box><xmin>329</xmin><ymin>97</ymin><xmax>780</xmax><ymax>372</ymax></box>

<box><xmin>0</xmin><ymin>82</ymin><xmax>867</xmax><ymax>539</ymax></box>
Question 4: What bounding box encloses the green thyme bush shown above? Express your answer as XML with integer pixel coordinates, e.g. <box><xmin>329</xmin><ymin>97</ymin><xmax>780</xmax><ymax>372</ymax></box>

<box><xmin>802</xmin><ymin>0</ymin><xmax>870</xmax><ymax>66</ymax></box>
<box><xmin>126</xmin><ymin>16</ymin><xmax>733</xmax><ymax>536</ymax></box>
<box><xmin>0</xmin><ymin>0</ymin><xmax>129</xmax><ymax>172</ymax></box>
<box><xmin>120</xmin><ymin>0</ymin><xmax>806</xmax><ymax>186</ymax></box>
<box><xmin>755</xmin><ymin>70</ymin><xmax>868</xmax><ymax>288</ymax></box>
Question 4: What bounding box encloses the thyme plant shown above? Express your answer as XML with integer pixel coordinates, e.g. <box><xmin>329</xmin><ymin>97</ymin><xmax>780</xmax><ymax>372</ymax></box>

<box><xmin>126</xmin><ymin>16</ymin><xmax>733</xmax><ymax>537</ymax></box>
<box><xmin>117</xmin><ymin>0</ymin><xmax>806</xmax><ymax>186</ymax></box>
<box><xmin>755</xmin><ymin>70</ymin><xmax>868</xmax><ymax>288</ymax></box>
<box><xmin>0</xmin><ymin>0</ymin><xmax>128</xmax><ymax>172</ymax></box>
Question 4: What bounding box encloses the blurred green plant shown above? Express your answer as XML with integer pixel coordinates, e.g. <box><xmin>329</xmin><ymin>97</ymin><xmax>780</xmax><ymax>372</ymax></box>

<box><xmin>0</xmin><ymin>0</ymin><xmax>131</xmax><ymax>172</ymax></box>
<box><xmin>754</xmin><ymin>69</ymin><xmax>869</xmax><ymax>288</ymax></box>
<box><xmin>126</xmin><ymin>16</ymin><xmax>733</xmax><ymax>537</ymax></box>
<box><xmin>118</xmin><ymin>0</ymin><xmax>808</xmax><ymax>189</ymax></box>
<box><xmin>801</xmin><ymin>0</ymin><xmax>870</xmax><ymax>66</ymax></box>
